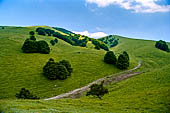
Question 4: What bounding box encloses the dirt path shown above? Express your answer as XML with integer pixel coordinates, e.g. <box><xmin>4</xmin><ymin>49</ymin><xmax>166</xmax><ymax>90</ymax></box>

<box><xmin>44</xmin><ymin>61</ymin><xmax>142</xmax><ymax>100</ymax></box>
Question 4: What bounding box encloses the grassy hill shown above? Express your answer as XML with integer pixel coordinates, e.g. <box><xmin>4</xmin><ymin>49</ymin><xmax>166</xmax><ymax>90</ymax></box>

<box><xmin>0</xmin><ymin>26</ymin><xmax>136</xmax><ymax>99</ymax></box>
<box><xmin>0</xmin><ymin>27</ymin><xmax>170</xmax><ymax>113</ymax></box>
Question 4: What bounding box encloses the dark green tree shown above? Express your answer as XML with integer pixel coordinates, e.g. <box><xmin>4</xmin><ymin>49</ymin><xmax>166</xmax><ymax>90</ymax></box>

<box><xmin>100</xmin><ymin>43</ymin><xmax>109</xmax><ymax>51</ymax></box>
<box><xmin>45</xmin><ymin>29</ymin><xmax>54</xmax><ymax>36</ymax></box>
<box><xmin>37</xmin><ymin>29</ymin><xmax>46</xmax><ymax>36</ymax></box>
<box><xmin>16</xmin><ymin>88</ymin><xmax>39</xmax><ymax>99</ymax></box>
<box><xmin>36</xmin><ymin>27</ymin><xmax>45</xmax><ymax>32</ymax></box>
<box><xmin>155</xmin><ymin>40</ymin><xmax>169</xmax><ymax>52</ymax></box>
<box><xmin>54</xmin><ymin>38</ymin><xmax>58</xmax><ymax>43</ymax></box>
<box><xmin>43</xmin><ymin>58</ymin><xmax>69</xmax><ymax>80</ymax></box>
<box><xmin>86</xmin><ymin>81</ymin><xmax>108</xmax><ymax>99</ymax></box>
<box><xmin>123</xmin><ymin>51</ymin><xmax>129</xmax><ymax>60</ymax></box>
<box><xmin>21</xmin><ymin>39</ymin><xmax>38</xmax><ymax>53</ymax></box>
<box><xmin>59</xmin><ymin>60</ymin><xmax>73</xmax><ymax>76</ymax></box>
<box><xmin>117</xmin><ymin>52</ymin><xmax>130</xmax><ymax>69</ymax></box>
<box><xmin>37</xmin><ymin>40</ymin><xmax>50</xmax><ymax>54</ymax></box>
<box><xmin>29</xmin><ymin>31</ymin><xmax>35</xmax><ymax>36</ymax></box>
<box><xmin>50</xmin><ymin>40</ymin><xmax>56</xmax><ymax>46</ymax></box>
<box><xmin>21</xmin><ymin>39</ymin><xmax>50</xmax><ymax>54</ymax></box>
<box><xmin>104</xmin><ymin>51</ymin><xmax>117</xmax><ymax>65</ymax></box>
<box><xmin>56</xmin><ymin>64</ymin><xmax>69</xmax><ymax>80</ymax></box>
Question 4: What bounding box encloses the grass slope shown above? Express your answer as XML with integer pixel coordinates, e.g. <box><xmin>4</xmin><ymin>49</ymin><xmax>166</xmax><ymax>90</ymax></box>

<box><xmin>0</xmin><ymin>27</ymin><xmax>135</xmax><ymax>99</ymax></box>
<box><xmin>1</xmin><ymin>30</ymin><xmax>170</xmax><ymax>113</ymax></box>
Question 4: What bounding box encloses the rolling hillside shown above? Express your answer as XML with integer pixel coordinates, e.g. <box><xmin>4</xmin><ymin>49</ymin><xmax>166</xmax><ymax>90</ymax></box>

<box><xmin>0</xmin><ymin>27</ymin><xmax>170</xmax><ymax>113</ymax></box>
<box><xmin>0</xmin><ymin>26</ymin><xmax>136</xmax><ymax>99</ymax></box>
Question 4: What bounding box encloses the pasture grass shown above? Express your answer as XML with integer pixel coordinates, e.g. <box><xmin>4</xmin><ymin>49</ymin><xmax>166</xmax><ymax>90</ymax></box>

<box><xmin>0</xmin><ymin>27</ymin><xmax>170</xmax><ymax>113</ymax></box>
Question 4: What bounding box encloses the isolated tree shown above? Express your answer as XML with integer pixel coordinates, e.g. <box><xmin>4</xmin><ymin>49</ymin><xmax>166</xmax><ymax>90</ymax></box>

<box><xmin>104</xmin><ymin>51</ymin><xmax>117</xmax><ymax>65</ymax></box>
<box><xmin>21</xmin><ymin>39</ymin><xmax>50</xmax><ymax>54</ymax></box>
<box><xmin>155</xmin><ymin>40</ymin><xmax>169</xmax><ymax>51</ymax></box>
<box><xmin>16</xmin><ymin>88</ymin><xmax>39</xmax><ymax>99</ymax></box>
<box><xmin>37</xmin><ymin>40</ymin><xmax>50</xmax><ymax>54</ymax></box>
<box><xmin>86</xmin><ymin>81</ymin><xmax>108</xmax><ymax>99</ymax></box>
<box><xmin>117</xmin><ymin>52</ymin><xmax>130</xmax><ymax>69</ymax></box>
<box><xmin>43</xmin><ymin>58</ymin><xmax>69</xmax><ymax>80</ymax></box>
<box><xmin>50</xmin><ymin>40</ymin><xmax>56</xmax><ymax>46</ymax></box>
<box><xmin>59</xmin><ymin>60</ymin><xmax>73</xmax><ymax>76</ymax></box>
<box><xmin>54</xmin><ymin>38</ymin><xmax>58</xmax><ymax>43</ymax></box>
<box><xmin>21</xmin><ymin>39</ymin><xmax>38</xmax><ymax>53</ymax></box>
<box><xmin>29</xmin><ymin>31</ymin><xmax>35</xmax><ymax>36</ymax></box>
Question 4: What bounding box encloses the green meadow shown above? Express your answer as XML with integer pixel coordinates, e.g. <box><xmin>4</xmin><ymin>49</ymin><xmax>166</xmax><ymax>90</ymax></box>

<box><xmin>0</xmin><ymin>26</ymin><xmax>170</xmax><ymax>113</ymax></box>
<box><xmin>0</xmin><ymin>26</ymin><xmax>134</xmax><ymax>99</ymax></box>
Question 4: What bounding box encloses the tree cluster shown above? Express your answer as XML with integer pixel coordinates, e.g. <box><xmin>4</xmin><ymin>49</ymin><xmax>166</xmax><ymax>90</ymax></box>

<box><xmin>35</xmin><ymin>27</ymin><xmax>109</xmax><ymax>51</ymax></box>
<box><xmin>22</xmin><ymin>32</ymin><xmax>50</xmax><ymax>54</ymax></box>
<box><xmin>53</xmin><ymin>32</ymin><xmax>75</xmax><ymax>45</ymax></box>
<box><xmin>86</xmin><ymin>81</ymin><xmax>108</xmax><ymax>99</ymax></box>
<box><xmin>92</xmin><ymin>39</ymin><xmax>109</xmax><ymax>51</ymax></box>
<box><xmin>16</xmin><ymin>88</ymin><xmax>39</xmax><ymax>99</ymax></box>
<box><xmin>53</xmin><ymin>32</ymin><xmax>88</xmax><ymax>47</ymax></box>
<box><xmin>99</xmin><ymin>35</ymin><xmax>119</xmax><ymax>48</ymax></box>
<box><xmin>104</xmin><ymin>51</ymin><xmax>130</xmax><ymax>69</ymax></box>
<box><xmin>35</xmin><ymin>27</ymin><xmax>88</xmax><ymax>47</ymax></box>
<box><xmin>155</xmin><ymin>40</ymin><xmax>169</xmax><ymax>52</ymax></box>
<box><xmin>43</xmin><ymin>58</ymin><xmax>73</xmax><ymax>80</ymax></box>
<box><xmin>36</xmin><ymin>27</ymin><xmax>55</xmax><ymax>36</ymax></box>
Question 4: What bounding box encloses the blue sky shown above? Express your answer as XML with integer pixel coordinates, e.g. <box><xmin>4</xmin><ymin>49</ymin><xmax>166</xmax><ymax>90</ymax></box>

<box><xmin>0</xmin><ymin>0</ymin><xmax>170</xmax><ymax>41</ymax></box>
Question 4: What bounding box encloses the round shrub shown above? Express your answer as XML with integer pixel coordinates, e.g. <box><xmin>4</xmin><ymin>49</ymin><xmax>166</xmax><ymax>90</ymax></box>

<box><xmin>21</xmin><ymin>39</ymin><xmax>38</xmax><ymax>53</ymax></box>
<box><xmin>86</xmin><ymin>81</ymin><xmax>108</xmax><ymax>99</ymax></box>
<box><xmin>50</xmin><ymin>40</ymin><xmax>56</xmax><ymax>46</ymax></box>
<box><xmin>43</xmin><ymin>58</ymin><xmax>69</xmax><ymax>80</ymax></box>
<box><xmin>37</xmin><ymin>40</ymin><xmax>50</xmax><ymax>54</ymax></box>
<box><xmin>117</xmin><ymin>52</ymin><xmax>129</xmax><ymax>69</ymax></box>
<box><xmin>16</xmin><ymin>88</ymin><xmax>39</xmax><ymax>99</ymax></box>
<box><xmin>29</xmin><ymin>31</ymin><xmax>35</xmax><ymax>36</ymax></box>
<box><xmin>104</xmin><ymin>51</ymin><xmax>117</xmax><ymax>65</ymax></box>
<box><xmin>54</xmin><ymin>38</ymin><xmax>58</xmax><ymax>43</ymax></box>
<box><xmin>155</xmin><ymin>40</ymin><xmax>169</xmax><ymax>51</ymax></box>
<box><xmin>21</xmin><ymin>39</ymin><xmax>50</xmax><ymax>54</ymax></box>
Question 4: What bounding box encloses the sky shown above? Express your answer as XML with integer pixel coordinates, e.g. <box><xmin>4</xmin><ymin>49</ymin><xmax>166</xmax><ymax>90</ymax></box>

<box><xmin>0</xmin><ymin>0</ymin><xmax>170</xmax><ymax>41</ymax></box>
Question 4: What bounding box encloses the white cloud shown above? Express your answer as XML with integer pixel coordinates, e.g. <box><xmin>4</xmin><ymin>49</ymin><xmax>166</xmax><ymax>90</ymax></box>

<box><xmin>90</xmin><ymin>32</ymin><xmax>108</xmax><ymax>38</ymax></box>
<box><xmin>86</xmin><ymin>0</ymin><xmax>170</xmax><ymax>13</ymax></box>
<box><xmin>72</xmin><ymin>31</ymin><xmax>108</xmax><ymax>38</ymax></box>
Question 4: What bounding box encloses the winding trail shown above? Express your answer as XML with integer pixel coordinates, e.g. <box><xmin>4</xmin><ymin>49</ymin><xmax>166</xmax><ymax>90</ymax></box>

<box><xmin>44</xmin><ymin>61</ymin><xmax>142</xmax><ymax>100</ymax></box>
